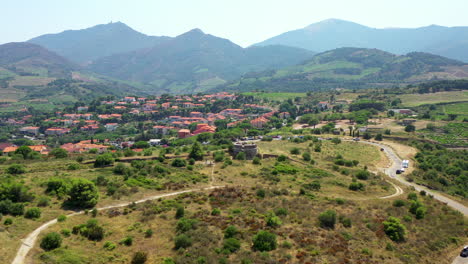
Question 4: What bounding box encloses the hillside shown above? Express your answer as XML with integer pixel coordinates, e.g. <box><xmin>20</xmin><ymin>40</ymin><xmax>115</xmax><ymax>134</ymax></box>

<box><xmin>254</xmin><ymin>19</ymin><xmax>468</xmax><ymax>62</ymax></box>
<box><xmin>88</xmin><ymin>28</ymin><xmax>315</xmax><ymax>94</ymax></box>
<box><xmin>214</xmin><ymin>47</ymin><xmax>468</xmax><ymax>93</ymax></box>
<box><xmin>28</xmin><ymin>22</ymin><xmax>171</xmax><ymax>65</ymax></box>
<box><xmin>0</xmin><ymin>42</ymin><xmax>140</xmax><ymax>109</ymax></box>
<box><xmin>0</xmin><ymin>42</ymin><xmax>77</xmax><ymax>78</ymax></box>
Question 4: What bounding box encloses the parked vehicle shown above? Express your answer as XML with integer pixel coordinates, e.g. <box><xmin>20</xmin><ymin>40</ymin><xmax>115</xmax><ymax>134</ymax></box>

<box><xmin>402</xmin><ymin>160</ymin><xmax>409</xmax><ymax>168</ymax></box>
<box><xmin>396</xmin><ymin>170</ymin><xmax>402</xmax><ymax>174</ymax></box>
<box><xmin>460</xmin><ymin>245</ymin><xmax>468</xmax><ymax>257</ymax></box>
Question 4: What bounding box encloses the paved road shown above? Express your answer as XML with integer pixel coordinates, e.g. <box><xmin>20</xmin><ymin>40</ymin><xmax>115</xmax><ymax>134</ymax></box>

<box><xmin>360</xmin><ymin>141</ymin><xmax>468</xmax><ymax>217</ymax></box>
<box><xmin>11</xmin><ymin>186</ymin><xmax>223</xmax><ymax>264</ymax></box>
<box><xmin>452</xmin><ymin>256</ymin><xmax>468</xmax><ymax>264</ymax></box>
<box><xmin>358</xmin><ymin>140</ymin><xmax>468</xmax><ymax>264</ymax></box>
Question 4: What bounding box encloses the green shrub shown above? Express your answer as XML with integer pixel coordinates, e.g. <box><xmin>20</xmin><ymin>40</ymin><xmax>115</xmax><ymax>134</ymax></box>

<box><xmin>103</xmin><ymin>241</ymin><xmax>116</xmax><ymax>250</ymax></box>
<box><xmin>266</xmin><ymin>213</ymin><xmax>282</xmax><ymax>228</ymax></box>
<box><xmin>383</xmin><ymin>217</ymin><xmax>406</xmax><ymax>242</ymax></box>
<box><xmin>57</xmin><ymin>215</ymin><xmax>67</xmax><ymax>222</ymax></box>
<box><xmin>6</xmin><ymin>164</ymin><xmax>26</xmax><ymax>174</ymax></box>
<box><xmin>340</xmin><ymin>217</ymin><xmax>352</xmax><ymax>228</ymax></box>
<box><xmin>224</xmin><ymin>225</ymin><xmax>238</xmax><ymax>238</ymax></box>
<box><xmin>24</xmin><ymin>207</ymin><xmax>41</xmax><ymax>219</ymax></box>
<box><xmin>174</xmin><ymin>234</ymin><xmax>192</xmax><ymax>249</ymax></box>
<box><xmin>393</xmin><ymin>200</ymin><xmax>405</xmax><ymax>207</ymax></box>
<box><xmin>61</xmin><ymin>229</ymin><xmax>71</xmax><ymax>237</ymax></box>
<box><xmin>144</xmin><ymin>229</ymin><xmax>153</xmax><ymax>238</ymax></box>
<box><xmin>252</xmin><ymin>157</ymin><xmax>261</xmax><ymax>165</ymax></box>
<box><xmin>4</xmin><ymin>218</ymin><xmax>13</xmax><ymax>225</ymax></box>
<box><xmin>37</xmin><ymin>196</ymin><xmax>50</xmax><ymax>207</ymax></box>
<box><xmin>374</xmin><ymin>133</ymin><xmax>383</xmax><ymax>141</ymax></box>
<box><xmin>290</xmin><ymin>148</ymin><xmax>300</xmax><ymax>155</ymax></box>
<box><xmin>67</xmin><ymin>178</ymin><xmax>99</xmax><ymax>208</ymax></box>
<box><xmin>131</xmin><ymin>251</ymin><xmax>148</xmax><ymax>264</ymax></box>
<box><xmin>349</xmin><ymin>182</ymin><xmax>365</xmax><ymax>191</ymax></box>
<box><xmin>67</xmin><ymin>163</ymin><xmax>80</xmax><ymax>170</ymax></box>
<box><xmin>355</xmin><ymin>170</ymin><xmax>370</xmax><ymax>180</ymax></box>
<box><xmin>252</xmin><ymin>231</ymin><xmax>277</xmax><ymax>251</ymax></box>
<box><xmin>274</xmin><ymin>208</ymin><xmax>288</xmax><ymax>216</ymax></box>
<box><xmin>277</xmin><ymin>155</ymin><xmax>287</xmax><ymax>162</ymax></box>
<box><xmin>40</xmin><ymin>232</ymin><xmax>62</xmax><ymax>251</ymax></box>
<box><xmin>318</xmin><ymin>210</ymin><xmax>336</xmax><ymax>229</ymax></box>
<box><xmin>175</xmin><ymin>206</ymin><xmax>185</xmax><ymax>219</ymax></box>
<box><xmin>176</xmin><ymin>218</ymin><xmax>197</xmax><ymax>233</ymax></box>
<box><xmin>171</xmin><ymin>158</ymin><xmax>187</xmax><ymax>167</ymax></box>
<box><xmin>50</xmin><ymin>148</ymin><xmax>68</xmax><ymax>158</ymax></box>
<box><xmin>302</xmin><ymin>152</ymin><xmax>311</xmax><ymax>161</ymax></box>
<box><xmin>119</xmin><ymin>236</ymin><xmax>133</xmax><ymax>246</ymax></box>
<box><xmin>94</xmin><ymin>153</ymin><xmax>114</xmax><ymax>167</ymax></box>
<box><xmin>331</xmin><ymin>138</ymin><xmax>342</xmax><ymax>144</ymax></box>
<box><xmin>407</xmin><ymin>192</ymin><xmax>418</xmax><ymax>201</ymax></box>
<box><xmin>256</xmin><ymin>189</ymin><xmax>266</xmax><ymax>198</ymax></box>
<box><xmin>211</xmin><ymin>208</ymin><xmax>221</xmax><ymax>216</ymax></box>
<box><xmin>223</xmin><ymin>238</ymin><xmax>241</xmax><ymax>253</ymax></box>
<box><xmin>415</xmin><ymin>206</ymin><xmax>427</xmax><ymax>219</ymax></box>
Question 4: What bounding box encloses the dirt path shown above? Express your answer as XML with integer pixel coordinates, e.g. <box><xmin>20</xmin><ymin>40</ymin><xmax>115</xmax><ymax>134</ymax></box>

<box><xmin>11</xmin><ymin>185</ymin><xmax>224</xmax><ymax>264</ymax></box>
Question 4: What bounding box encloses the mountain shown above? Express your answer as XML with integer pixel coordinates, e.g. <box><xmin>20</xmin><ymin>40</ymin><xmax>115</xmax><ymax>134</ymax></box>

<box><xmin>213</xmin><ymin>47</ymin><xmax>468</xmax><ymax>93</ymax></box>
<box><xmin>28</xmin><ymin>22</ymin><xmax>171</xmax><ymax>65</ymax></box>
<box><xmin>0</xmin><ymin>42</ymin><xmax>141</xmax><ymax>105</ymax></box>
<box><xmin>254</xmin><ymin>19</ymin><xmax>468</xmax><ymax>62</ymax></box>
<box><xmin>88</xmin><ymin>28</ymin><xmax>315</xmax><ymax>94</ymax></box>
<box><xmin>0</xmin><ymin>42</ymin><xmax>77</xmax><ymax>78</ymax></box>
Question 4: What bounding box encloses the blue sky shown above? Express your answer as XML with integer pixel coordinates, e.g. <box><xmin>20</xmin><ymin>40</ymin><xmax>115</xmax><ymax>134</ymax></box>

<box><xmin>2</xmin><ymin>0</ymin><xmax>468</xmax><ymax>47</ymax></box>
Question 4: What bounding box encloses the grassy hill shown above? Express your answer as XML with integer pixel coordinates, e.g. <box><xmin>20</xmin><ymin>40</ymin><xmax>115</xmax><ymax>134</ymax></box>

<box><xmin>0</xmin><ymin>42</ymin><xmax>141</xmax><ymax>110</ymax></box>
<box><xmin>214</xmin><ymin>48</ymin><xmax>468</xmax><ymax>93</ymax></box>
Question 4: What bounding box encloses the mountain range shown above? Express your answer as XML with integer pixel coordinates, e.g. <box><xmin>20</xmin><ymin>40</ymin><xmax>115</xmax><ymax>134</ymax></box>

<box><xmin>87</xmin><ymin>28</ymin><xmax>315</xmax><ymax>93</ymax></box>
<box><xmin>1</xmin><ymin>20</ymin><xmax>468</xmax><ymax>100</ymax></box>
<box><xmin>28</xmin><ymin>22</ymin><xmax>170</xmax><ymax>65</ymax></box>
<box><xmin>214</xmin><ymin>47</ymin><xmax>468</xmax><ymax>93</ymax></box>
<box><xmin>254</xmin><ymin>18</ymin><xmax>468</xmax><ymax>62</ymax></box>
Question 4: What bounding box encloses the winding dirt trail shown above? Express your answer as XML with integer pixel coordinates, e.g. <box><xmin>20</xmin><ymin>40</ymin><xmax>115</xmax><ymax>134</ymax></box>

<box><xmin>11</xmin><ymin>186</ymin><xmax>223</xmax><ymax>264</ymax></box>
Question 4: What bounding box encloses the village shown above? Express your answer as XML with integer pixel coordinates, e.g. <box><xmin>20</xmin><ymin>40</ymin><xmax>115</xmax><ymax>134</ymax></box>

<box><xmin>0</xmin><ymin>92</ymin><xmax>295</xmax><ymax>155</ymax></box>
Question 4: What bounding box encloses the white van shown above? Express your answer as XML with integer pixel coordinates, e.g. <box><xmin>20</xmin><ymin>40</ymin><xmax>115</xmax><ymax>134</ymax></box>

<box><xmin>402</xmin><ymin>160</ymin><xmax>409</xmax><ymax>168</ymax></box>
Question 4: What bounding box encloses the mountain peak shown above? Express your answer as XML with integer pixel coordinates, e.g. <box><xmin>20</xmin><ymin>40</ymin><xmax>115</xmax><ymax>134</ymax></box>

<box><xmin>183</xmin><ymin>28</ymin><xmax>205</xmax><ymax>36</ymax></box>
<box><xmin>305</xmin><ymin>18</ymin><xmax>368</xmax><ymax>30</ymax></box>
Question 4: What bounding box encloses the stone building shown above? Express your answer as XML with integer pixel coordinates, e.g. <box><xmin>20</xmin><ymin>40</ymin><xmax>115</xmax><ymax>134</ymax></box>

<box><xmin>232</xmin><ymin>142</ymin><xmax>258</xmax><ymax>160</ymax></box>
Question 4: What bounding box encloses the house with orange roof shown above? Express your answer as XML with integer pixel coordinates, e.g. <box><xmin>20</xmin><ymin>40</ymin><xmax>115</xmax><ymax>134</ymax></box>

<box><xmin>161</xmin><ymin>102</ymin><xmax>171</xmax><ymax>109</ymax></box>
<box><xmin>124</xmin><ymin>96</ymin><xmax>136</xmax><ymax>102</ymax></box>
<box><xmin>190</xmin><ymin>111</ymin><xmax>203</xmax><ymax>118</ymax></box>
<box><xmin>45</xmin><ymin>128</ymin><xmax>70</xmax><ymax>136</ymax></box>
<box><xmin>2</xmin><ymin>146</ymin><xmax>18</xmax><ymax>155</ymax></box>
<box><xmin>250</xmin><ymin>117</ymin><xmax>269</xmax><ymax>129</ymax></box>
<box><xmin>192</xmin><ymin>124</ymin><xmax>216</xmax><ymax>135</ymax></box>
<box><xmin>178</xmin><ymin>129</ymin><xmax>191</xmax><ymax>139</ymax></box>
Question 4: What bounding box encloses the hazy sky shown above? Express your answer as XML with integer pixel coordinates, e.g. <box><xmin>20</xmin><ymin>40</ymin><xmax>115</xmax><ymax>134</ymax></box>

<box><xmin>2</xmin><ymin>0</ymin><xmax>468</xmax><ymax>47</ymax></box>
